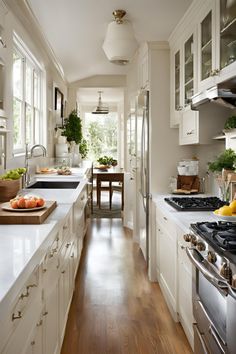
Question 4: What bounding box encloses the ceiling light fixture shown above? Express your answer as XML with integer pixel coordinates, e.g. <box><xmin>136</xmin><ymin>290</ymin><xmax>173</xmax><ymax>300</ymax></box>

<box><xmin>103</xmin><ymin>9</ymin><xmax>138</xmax><ymax>65</ymax></box>
<box><xmin>92</xmin><ymin>91</ymin><xmax>109</xmax><ymax>114</ymax></box>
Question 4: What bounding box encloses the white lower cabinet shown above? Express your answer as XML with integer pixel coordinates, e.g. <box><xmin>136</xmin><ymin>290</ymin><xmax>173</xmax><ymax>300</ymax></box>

<box><xmin>156</xmin><ymin>205</ymin><xmax>194</xmax><ymax>349</ymax></box>
<box><xmin>1</xmin><ymin>199</ymin><xmax>86</xmax><ymax>354</ymax></box>
<box><xmin>43</xmin><ymin>286</ymin><xmax>59</xmax><ymax>354</ymax></box>
<box><xmin>156</xmin><ymin>208</ymin><xmax>178</xmax><ymax>321</ymax></box>
<box><xmin>177</xmin><ymin>235</ymin><xmax>194</xmax><ymax>350</ymax></box>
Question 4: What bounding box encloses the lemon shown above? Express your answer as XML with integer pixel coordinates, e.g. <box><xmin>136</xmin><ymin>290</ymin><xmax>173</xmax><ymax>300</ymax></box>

<box><xmin>218</xmin><ymin>205</ymin><xmax>233</xmax><ymax>216</ymax></box>
<box><xmin>229</xmin><ymin>200</ymin><xmax>236</xmax><ymax>213</ymax></box>
<box><xmin>214</xmin><ymin>209</ymin><xmax>219</xmax><ymax>214</ymax></box>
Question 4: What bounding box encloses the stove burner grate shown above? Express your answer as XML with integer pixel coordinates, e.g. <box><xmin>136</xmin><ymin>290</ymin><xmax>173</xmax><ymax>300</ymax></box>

<box><xmin>192</xmin><ymin>221</ymin><xmax>236</xmax><ymax>250</ymax></box>
<box><xmin>165</xmin><ymin>197</ymin><xmax>226</xmax><ymax>211</ymax></box>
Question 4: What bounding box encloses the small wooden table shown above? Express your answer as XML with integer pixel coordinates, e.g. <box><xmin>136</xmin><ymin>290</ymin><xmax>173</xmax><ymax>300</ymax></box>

<box><xmin>93</xmin><ymin>168</ymin><xmax>124</xmax><ymax>210</ymax></box>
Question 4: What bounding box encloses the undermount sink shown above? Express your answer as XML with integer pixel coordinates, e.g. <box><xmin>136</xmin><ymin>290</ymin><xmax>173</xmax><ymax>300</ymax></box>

<box><xmin>27</xmin><ymin>181</ymin><xmax>80</xmax><ymax>189</ymax></box>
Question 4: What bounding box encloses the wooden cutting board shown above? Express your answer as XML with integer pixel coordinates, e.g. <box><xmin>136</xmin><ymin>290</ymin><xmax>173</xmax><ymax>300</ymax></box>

<box><xmin>0</xmin><ymin>201</ymin><xmax>57</xmax><ymax>224</ymax></box>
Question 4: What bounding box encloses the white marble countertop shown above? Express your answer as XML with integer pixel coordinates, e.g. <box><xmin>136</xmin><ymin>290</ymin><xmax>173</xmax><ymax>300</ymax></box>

<box><xmin>152</xmin><ymin>193</ymin><xmax>219</xmax><ymax>233</ymax></box>
<box><xmin>0</xmin><ymin>164</ymin><xmax>91</xmax><ymax>314</ymax></box>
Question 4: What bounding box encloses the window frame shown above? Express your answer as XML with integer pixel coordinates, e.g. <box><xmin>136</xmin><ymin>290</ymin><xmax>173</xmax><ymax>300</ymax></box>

<box><xmin>13</xmin><ymin>33</ymin><xmax>43</xmax><ymax>154</ymax></box>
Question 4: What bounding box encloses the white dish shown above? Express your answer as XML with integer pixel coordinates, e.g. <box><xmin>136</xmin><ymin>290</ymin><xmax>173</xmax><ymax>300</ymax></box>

<box><xmin>1</xmin><ymin>202</ymin><xmax>46</xmax><ymax>212</ymax></box>
<box><xmin>213</xmin><ymin>212</ymin><xmax>236</xmax><ymax>222</ymax></box>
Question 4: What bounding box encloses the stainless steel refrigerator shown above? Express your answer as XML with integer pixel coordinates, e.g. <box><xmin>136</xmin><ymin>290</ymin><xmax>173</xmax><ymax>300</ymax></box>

<box><xmin>136</xmin><ymin>90</ymin><xmax>150</xmax><ymax>267</ymax></box>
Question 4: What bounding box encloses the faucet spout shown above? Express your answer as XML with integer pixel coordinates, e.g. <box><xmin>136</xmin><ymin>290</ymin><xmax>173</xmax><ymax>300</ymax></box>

<box><xmin>30</xmin><ymin>144</ymin><xmax>47</xmax><ymax>157</ymax></box>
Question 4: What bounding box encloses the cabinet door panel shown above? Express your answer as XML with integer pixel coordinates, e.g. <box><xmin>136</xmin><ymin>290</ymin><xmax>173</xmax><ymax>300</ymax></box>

<box><xmin>179</xmin><ymin>108</ymin><xmax>199</xmax><ymax>145</ymax></box>
<box><xmin>44</xmin><ymin>284</ymin><xmax>59</xmax><ymax>354</ymax></box>
<box><xmin>159</xmin><ymin>227</ymin><xmax>176</xmax><ymax>305</ymax></box>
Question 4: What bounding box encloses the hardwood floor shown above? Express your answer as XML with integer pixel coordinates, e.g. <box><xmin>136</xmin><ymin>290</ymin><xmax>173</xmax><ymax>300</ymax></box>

<box><xmin>61</xmin><ymin>219</ymin><xmax>192</xmax><ymax>354</ymax></box>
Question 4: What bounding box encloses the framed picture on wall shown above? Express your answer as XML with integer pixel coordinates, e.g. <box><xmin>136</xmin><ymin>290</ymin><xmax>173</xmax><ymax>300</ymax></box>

<box><xmin>54</xmin><ymin>87</ymin><xmax>64</xmax><ymax>118</ymax></box>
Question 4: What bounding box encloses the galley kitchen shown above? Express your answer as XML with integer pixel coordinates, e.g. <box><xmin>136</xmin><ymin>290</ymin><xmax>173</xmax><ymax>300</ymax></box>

<box><xmin>0</xmin><ymin>0</ymin><xmax>236</xmax><ymax>353</ymax></box>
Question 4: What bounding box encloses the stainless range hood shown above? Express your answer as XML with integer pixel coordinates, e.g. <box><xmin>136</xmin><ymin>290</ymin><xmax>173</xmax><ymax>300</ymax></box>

<box><xmin>191</xmin><ymin>77</ymin><xmax>236</xmax><ymax>110</ymax></box>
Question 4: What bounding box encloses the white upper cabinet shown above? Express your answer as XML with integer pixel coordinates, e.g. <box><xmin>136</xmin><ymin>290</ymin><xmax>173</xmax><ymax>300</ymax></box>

<box><xmin>216</xmin><ymin>0</ymin><xmax>236</xmax><ymax>81</ymax></box>
<box><xmin>197</xmin><ymin>0</ymin><xmax>236</xmax><ymax>90</ymax></box>
<box><xmin>197</xmin><ymin>0</ymin><xmax>217</xmax><ymax>91</ymax></box>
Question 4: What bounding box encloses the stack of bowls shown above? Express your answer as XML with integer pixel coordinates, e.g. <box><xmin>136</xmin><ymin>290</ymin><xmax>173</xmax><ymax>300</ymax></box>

<box><xmin>177</xmin><ymin>160</ymin><xmax>198</xmax><ymax>175</ymax></box>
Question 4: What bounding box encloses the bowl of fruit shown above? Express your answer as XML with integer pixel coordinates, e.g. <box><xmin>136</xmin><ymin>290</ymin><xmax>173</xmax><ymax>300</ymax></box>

<box><xmin>1</xmin><ymin>194</ymin><xmax>46</xmax><ymax>212</ymax></box>
<box><xmin>214</xmin><ymin>200</ymin><xmax>236</xmax><ymax>221</ymax></box>
<box><xmin>0</xmin><ymin>168</ymin><xmax>26</xmax><ymax>202</ymax></box>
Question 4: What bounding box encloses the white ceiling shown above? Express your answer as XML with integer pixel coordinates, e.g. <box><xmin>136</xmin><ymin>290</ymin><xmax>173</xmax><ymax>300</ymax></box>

<box><xmin>78</xmin><ymin>88</ymin><xmax>124</xmax><ymax>104</ymax></box>
<box><xmin>27</xmin><ymin>0</ymin><xmax>193</xmax><ymax>83</ymax></box>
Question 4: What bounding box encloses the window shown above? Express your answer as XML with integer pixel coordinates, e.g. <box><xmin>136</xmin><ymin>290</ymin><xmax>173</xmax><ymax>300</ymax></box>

<box><xmin>13</xmin><ymin>34</ymin><xmax>42</xmax><ymax>153</ymax></box>
<box><xmin>83</xmin><ymin>112</ymin><xmax>118</xmax><ymax>161</ymax></box>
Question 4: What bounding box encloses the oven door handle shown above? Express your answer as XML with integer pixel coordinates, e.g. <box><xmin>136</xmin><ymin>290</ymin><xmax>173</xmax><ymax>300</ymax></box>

<box><xmin>186</xmin><ymin>247</ymin><xmax>229</xmax><ymax>291</ymax></box>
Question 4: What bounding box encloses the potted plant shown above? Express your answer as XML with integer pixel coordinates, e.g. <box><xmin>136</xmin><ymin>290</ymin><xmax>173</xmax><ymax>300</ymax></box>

<box><xmin>208</xmin><ymin>148</ymin><xmax>236</xmax><ymax>173</ymax></box>
<box><xmin>62</xmin><ymin>109</ymin><xmax>82</xmax><ymax>145</ymax></box>
<box><xmin>97</xmin><ymin>155</ymin><xmax>115</xmax><ymax>167</ymax></box>
<box><xmin>224</xmin><ymin>115</ymin><xmax>236</xmax><ymax>131</ymax></box>
<box><xmin>208</xmin><ymin>149</ymin><xmax>236</xmax><ymax>201</ymax></box>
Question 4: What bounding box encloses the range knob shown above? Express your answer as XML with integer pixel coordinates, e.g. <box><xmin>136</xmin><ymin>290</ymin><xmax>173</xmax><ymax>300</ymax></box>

<box><xmin>183</xmin><ymin>234</ymin><xmax>192</xmax><ymax>242</ymax></box>
<box><xmin>208</xmin><ymin>251</ymin><xmax>217</xmax><ymax>264</ymax></box>
<box><xmin>220</xmin><ymin>262</ymin><xmax>232</xmax><ymax>282</ymax></box>
<box><xmin>191</xmin><ymin>235</ymin><xmax>198</xmax><ymax>246</ymax></box>
<box><xmin>196</xmin><ymin>241</ymin><xmax>206</xmax><ymax>252</ymax></box>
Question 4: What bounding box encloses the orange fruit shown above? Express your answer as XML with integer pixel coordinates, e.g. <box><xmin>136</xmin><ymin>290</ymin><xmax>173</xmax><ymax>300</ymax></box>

<box><xmin>36</xmin><ymin>198</ymin><xmax>45</xmax><ymax>207</ymax></box>
<box><xmin>17</xmin><ymin>197</ymin><xmax>26</xmax><ymax>209</ymax></box>
<box><xmin>11</xmin><ymin>200</ymin><xmax>19</xmax><ymax>209</ymax></box>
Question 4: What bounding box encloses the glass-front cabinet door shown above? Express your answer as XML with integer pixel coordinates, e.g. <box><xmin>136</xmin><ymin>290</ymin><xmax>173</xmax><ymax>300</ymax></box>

<box><xmin>184</xmin><ymin>35</ymin><xmax>194</xmax><ymax>107</ymax></box>
<box><xmin>175</xmin><ymin>51</ymin><xmax>181</xmax><ymax>111</ymax></box>
<box><xmin>170</xmin><ymin>47</ymin><xmax>183</xmax><ymax>128</ymax></box>
<box><xmin>219</xmin><ymin>0</ymin><xmax>236</xmax><ymax>70</ymax></box>
<box><xmin>201</xmin><ymin>11</ymin><xmax>213</xmax><ymax>81</ymax></box>
<box><xmin>198</xmin><ymin>4</ymin><xmax>217</xmax><ymax>91</ymax></box>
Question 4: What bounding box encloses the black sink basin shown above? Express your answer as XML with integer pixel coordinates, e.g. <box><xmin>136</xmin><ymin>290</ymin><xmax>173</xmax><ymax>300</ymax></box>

<box><xmin>27</xmin><ymin>181</ymin><xmax>80</xmax><ymax>189</ymax></box>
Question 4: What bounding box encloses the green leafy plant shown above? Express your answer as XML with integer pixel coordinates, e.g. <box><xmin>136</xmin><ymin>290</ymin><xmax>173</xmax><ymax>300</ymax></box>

<box><xmin>224</xmin><ymin>115</ymin><xmax>236</xmax><ymax>130</ymax></box>
<box><xmin>208</xmin><ymin>148</ymin><xmax>236</xmax><ymax>172</ymax></box>
<box><xmin>79</xmin><ymin>138</ymin><xmax>89</xmax><ymax>159</ymax></box>
<box><xmin>97</xmin><ymin>155</ymin><xmax>114</xmax><ymax>165</ymax></box>
<box><xmin>62</xmin><ymin>110</ymin><xmax>82</xmax><ymax>145</ymax></box>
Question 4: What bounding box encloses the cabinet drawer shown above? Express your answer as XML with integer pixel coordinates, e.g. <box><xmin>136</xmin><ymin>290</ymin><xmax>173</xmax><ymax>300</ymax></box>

<box><xmin>156</xmin><ymin>207</ymin><xmax>175</xmax><ymax>235</ymax></box>
<box><xmin>62</xmin><ymin>209</ymin><xmax>73</xmax><ymax>243</ymax></box>
<box><xmin>0</xmin><ymin>266</ymin><xmax>40</xmax><ymax>352</ymax></box>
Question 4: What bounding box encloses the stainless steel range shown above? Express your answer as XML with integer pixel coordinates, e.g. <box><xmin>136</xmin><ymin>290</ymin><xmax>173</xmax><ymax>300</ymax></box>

<box><xmin>184</xmin><ymin>221</ymin><xmax>236</xmax><ymax>354</ymax></box>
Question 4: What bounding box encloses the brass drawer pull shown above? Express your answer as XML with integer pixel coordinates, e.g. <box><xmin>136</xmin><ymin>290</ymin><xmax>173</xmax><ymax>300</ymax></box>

<box><xmin>66</xmin><ymin>242</ymin><xmax>72</xmax><ymax>248</ymax></box>
<box><xmin>26</xmin><ymin>284</ymin><xmax>37</xmax><ymax>292</ymax></box>
<box><xmin>19</xmin><ymin>291</ymin><xmax>29</xmax><ymax>300</ymax></box>
<box><xmin>36</xmin><ymin>319</ymin><xmax>43</xmax><ymax>327</ymax></box>
<box><xmin>12</xmin><ymin>311</ymin><xmax>22</xmax><ymax>321</ymax></box>
<box><xmin>42</xmin><ymin>311</ymin><xmax>48</xmax><ymax>316</ymax></box>
<box><xmin>61</xmin><ymin>270</ymin><xmax>66</xmax><ymax>274</ymax></box>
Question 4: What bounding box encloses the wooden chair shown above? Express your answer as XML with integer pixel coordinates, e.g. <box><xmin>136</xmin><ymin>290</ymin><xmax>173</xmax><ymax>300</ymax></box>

<box><xmin>96</xmin><ymin>173</ymin><xmax>124</xmax><ymax>210</ymax></box>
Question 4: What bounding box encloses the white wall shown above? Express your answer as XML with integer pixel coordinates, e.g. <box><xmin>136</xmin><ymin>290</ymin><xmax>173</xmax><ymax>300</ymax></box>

<box><xmin>1</xmin><ymin>0</ymin><xmax>67</xmax><ymax>172</ymax></box>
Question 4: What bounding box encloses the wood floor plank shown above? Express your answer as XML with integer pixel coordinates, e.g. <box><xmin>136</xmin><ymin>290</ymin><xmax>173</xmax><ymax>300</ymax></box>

<box><xmin>61</xmin><ymin>219</ymin><xmax>193</xmax><ymax>354</ymax></box>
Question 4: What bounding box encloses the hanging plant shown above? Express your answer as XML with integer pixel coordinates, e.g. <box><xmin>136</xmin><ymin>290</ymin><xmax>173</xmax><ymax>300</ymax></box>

<box><xmin>62</xmin><ymin>109</ymin><xmax>82</xmax><ymax>145</ymax></box>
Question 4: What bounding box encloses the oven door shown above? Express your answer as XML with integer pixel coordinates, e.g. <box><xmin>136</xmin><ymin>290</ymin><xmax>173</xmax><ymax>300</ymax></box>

<box><xmin>186</xmin><ymin>247</ymin><xmax>228</xmax><ymax>354</ymax></box>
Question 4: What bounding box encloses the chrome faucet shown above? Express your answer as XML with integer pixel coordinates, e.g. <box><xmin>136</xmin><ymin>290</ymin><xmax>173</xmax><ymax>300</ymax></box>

<box><xmin>30</xmin><ymin>144</ymin><xmax>47</xmax><ymax>157</ymax></box>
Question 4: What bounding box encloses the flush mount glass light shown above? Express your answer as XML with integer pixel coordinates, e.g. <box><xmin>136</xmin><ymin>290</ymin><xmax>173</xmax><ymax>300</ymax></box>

<box><xmin>92</xmin><ymin>91</ymin><xmax>109</xmax><ymax>114</ymax></box>
<box><xmin>103</xmin><ymin>9</ymin><xmax>138</xmax><ymax>65</ymax></box>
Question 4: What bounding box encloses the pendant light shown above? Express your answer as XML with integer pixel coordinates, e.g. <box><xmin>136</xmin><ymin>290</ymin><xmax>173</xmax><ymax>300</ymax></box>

<box><xmin>103</xmin><ymin>9</ymin><xmax>138</xmax><ymax>65</ymax></box>
<box><xmin>92</xmin><ymin>91</ymin><xmax>109</xmax><ymax>114</ymax></box>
